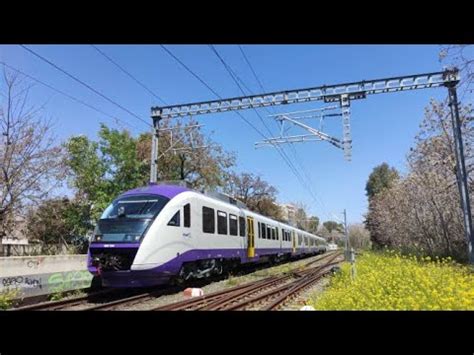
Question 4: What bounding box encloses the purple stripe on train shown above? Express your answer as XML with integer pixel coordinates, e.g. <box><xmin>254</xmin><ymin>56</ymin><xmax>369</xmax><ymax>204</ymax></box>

<box><xmin>89</xmin><ymin>243</ymin><xmax>140</xmax><ymax>249</ymax></box>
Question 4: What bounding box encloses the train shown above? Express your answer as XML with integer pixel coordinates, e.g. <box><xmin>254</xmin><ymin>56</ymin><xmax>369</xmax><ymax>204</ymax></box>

<box><xmin>87</xmin><ymin>183</ymin><xmax>328</xmax><ymax>288</ymax></box>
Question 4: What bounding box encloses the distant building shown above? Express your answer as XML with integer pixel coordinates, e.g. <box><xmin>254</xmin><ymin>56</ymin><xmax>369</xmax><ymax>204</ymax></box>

<box><xmin>279</xmin><ymin>203</ymin><xmax>297</xmax><ymax>226</ymax></box>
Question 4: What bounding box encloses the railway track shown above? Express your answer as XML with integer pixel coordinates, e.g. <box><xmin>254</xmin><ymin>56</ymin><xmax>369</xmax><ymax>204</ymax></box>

<box><xmin>65</xmin><ymin>252</ymin><xmax>339</xmax><ymax>311</ymax></box>
<box><xmin>11</xmin><ymin>252</ymin><xmax>339</xmax><ymax>311</ymax></box>
<box><xmin>12</xmin><ymin>288</ymin><xmax>121</xmax><ymax>311</ymax></box>
<box><xmin>153</xmin><ymin>251</ymin><xmax>342</xmax><ymax>311</ymax></box>
<box><xmin>80</xmin><ymin>286</ymin><xmax>182</xmax><ymax>310</ymax></box>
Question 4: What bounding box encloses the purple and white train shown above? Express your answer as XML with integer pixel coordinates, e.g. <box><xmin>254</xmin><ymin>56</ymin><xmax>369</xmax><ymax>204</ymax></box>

<box><xmin>87</xmin><ymin>184</ymin><xmax>327</xmax><ymax>288</ymax></box>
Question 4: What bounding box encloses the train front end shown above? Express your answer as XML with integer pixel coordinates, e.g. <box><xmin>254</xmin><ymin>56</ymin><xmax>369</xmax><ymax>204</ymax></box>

<box><xmin>87</xmin><ymin>184</ymin><xmax>189</xmax><ymax>288</ymax></box>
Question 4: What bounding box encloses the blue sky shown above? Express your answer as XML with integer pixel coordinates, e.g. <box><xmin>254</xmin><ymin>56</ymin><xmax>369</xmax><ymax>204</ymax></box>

<box><xmin>0</xmin><ymin>45</ymin><xmax>454</xmax><ymax>224</ymax></box>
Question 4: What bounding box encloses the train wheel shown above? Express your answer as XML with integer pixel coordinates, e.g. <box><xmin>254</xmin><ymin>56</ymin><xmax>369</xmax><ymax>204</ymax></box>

<box><xmin>214</xmin><ymin>260</ymin><xmax>224</xmax><ymax>276</ymax></box>
<box><xmin>90</xmin><ymin>275</ymin><xmax>103</xmax><ymax>290</ymax></box>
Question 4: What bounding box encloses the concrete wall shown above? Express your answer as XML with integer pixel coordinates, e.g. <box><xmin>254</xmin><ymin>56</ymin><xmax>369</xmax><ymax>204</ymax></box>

<box><xmin>0</xmin><ymin>255</ymin><xmax>92</xmax><ymax>299</ymax></box>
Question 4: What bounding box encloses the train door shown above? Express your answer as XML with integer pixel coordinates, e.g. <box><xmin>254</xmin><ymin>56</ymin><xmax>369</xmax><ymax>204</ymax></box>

<box><xmin>247</xmin><ymin>216</ymin><xmax>255</xmax><ymax>258</ymax></box>
<box><xmin>292</xmin><ymin>231</ymin><xmax>296</xmax><ymax>253</ymax></box>
<box><xmin>279</xmin><ymin>228</ymin><xmax>282</xmax><ymax>250</ymax></box>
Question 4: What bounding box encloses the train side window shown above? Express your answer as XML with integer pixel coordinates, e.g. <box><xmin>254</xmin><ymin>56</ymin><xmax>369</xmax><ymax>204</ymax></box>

<box><xmin>168</xmin><ymin>211</ymin><xmax>180</xmax><ymax>227</ymax></box>
<box><xmin>258</xmin><ymin>222</ymin><xmax>261</xmax><ymax>238</ymax></box>
<box><xmin>202</xmin><ymin>207</ymin><xmax>215</xmax><ymax>234</ymax></box>
<box><xmin>217</xmin><ymin>210</ymin><xmax>228</xmax><ymax>235</ymax></box>
<box><xmin>261</xmin><ymin>223</ymin><xmax>266</xmax><ymax>239</ymax></box>
<box><xmin>184</xmin><ymin>203</ymin><xmax>191</xmax><ymax>228</ymax></box>
<box><xmin>271</xmin><ymin>227</ymin><xmax>275</xmax><ymax>240</ymax></box>
<box><xmin>267</xmin><ymin>226</ymin><xmax>271</xmax><ymax>240</ymax></box>
<box><xmin>239</xmin><ymin>217</ymin><xmax>246</xmax><ymax>237</ymax></box>
<box><xmin>229</xmin><ymin>214</ymin><xmax>238</xmax><ymax>236</ymax></box>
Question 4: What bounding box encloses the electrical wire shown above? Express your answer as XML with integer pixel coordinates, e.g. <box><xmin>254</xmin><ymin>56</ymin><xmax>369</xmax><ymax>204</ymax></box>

<box><xmin>210</xmin><ymin>45</ymin><xmax>336</xmax><ymax>221</ymax></box>
<box><xmin>91</xmin><ymin>45</ymin><xmax>168</xmax><ymax>105</ymax></box>
<box><xmin>20</xmin><ymin>45</ymin><xmax>152</xmax><ymax>128</ymax></box>
<box><xmin>0</xmin><ymin>60</ymin><xmax>142</xmax><ymax>131</ymax></box>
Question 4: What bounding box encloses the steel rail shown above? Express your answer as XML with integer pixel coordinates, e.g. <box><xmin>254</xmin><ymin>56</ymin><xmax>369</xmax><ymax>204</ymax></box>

<box><xmin>217</xmin><ymin>255</ymin><xmax>342</xmax><ymax>311</ymax></box>
<box><xmin>11</xmin><ymin>288</ymin><xmax>117</xmax><ymax>311</ymax></box>
<box><xmin>154</xmin><ymin>252</ymin><xmax>338</xmax><ymax>311</ymax></box>
<box><xmin>153</xmin><ymin>276</ymin><xmax>280</xmax><ymax>311</ymax></box>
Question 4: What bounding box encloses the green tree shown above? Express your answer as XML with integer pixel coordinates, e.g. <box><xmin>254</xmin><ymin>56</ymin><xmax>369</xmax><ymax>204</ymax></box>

<box><xmin>365</xmin><ymin>163</ymin><xmax>400</xmax><ymax>200</ymax></box>
<box><xmin>26</xmin><ymin>198</ymin><xmax>93</xmax><ymax>253</ymax></box>
<box><xmin>323</xmin><ymin>221</ymin><xmax>343</xmax><ymax>233</ymax></box>
<box><xmin>65</xmin><ymin>124</ymin><xmax>147</xmax><ymax>219</ymax></box>
<box><xmin>65</xmin><ymin>120</ymin><xmax>236</xmax><ymax>222</ymax></box>
<box><xmin>365</xmin><ymin>163</ymin><xmax>400</xmax><ymax>249</ymax></box>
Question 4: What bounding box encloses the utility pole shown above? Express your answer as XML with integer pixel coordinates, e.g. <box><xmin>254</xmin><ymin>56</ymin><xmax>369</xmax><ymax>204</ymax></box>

<box><xmin>343</xmin><ymin>209</ymin><xmax>350</xmax><ymax>260</ymax></box>
<box><xmin>445</xmin><ymin>74</ymin><xmax>474</xmax><ymax>263</ymax></box>
<box><xmin>343</xmin><ymin>209</ymin><xmax>356</xmax><ymax>279</ymax></box>
<box><xmin>149</xmin><ymin>119</ymin><xmax>207</xmax><ymax>184</ymax></box>
<box><xmin>150</xmin><ymin>117</ymin><xmax>161</xmax><ymax>183</ymax></box>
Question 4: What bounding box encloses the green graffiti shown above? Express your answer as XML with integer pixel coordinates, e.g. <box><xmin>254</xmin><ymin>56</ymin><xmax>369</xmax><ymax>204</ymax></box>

<box><xmin>47</xmin><ymin>270</ymin><xmax>93</xmax><ymax>293</ymax></box>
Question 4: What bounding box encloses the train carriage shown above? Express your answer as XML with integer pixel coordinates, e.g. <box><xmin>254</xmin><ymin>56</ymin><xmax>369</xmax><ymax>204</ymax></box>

<box><xmin>87</xmin><ymin>184</ymin><xmax>327</xmax><ymax>288</ymax></box>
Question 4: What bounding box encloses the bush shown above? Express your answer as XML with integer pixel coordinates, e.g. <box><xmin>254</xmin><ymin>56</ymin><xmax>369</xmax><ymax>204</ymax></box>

<box><xmin>0</xmin><ymin>289</ymin><xmax>19</xmax><ymax>310</ymax></box>
<box><xmin>311</xmin><ymin>251</ymin><xmax>474</xmax><ymax>310</ymax></box>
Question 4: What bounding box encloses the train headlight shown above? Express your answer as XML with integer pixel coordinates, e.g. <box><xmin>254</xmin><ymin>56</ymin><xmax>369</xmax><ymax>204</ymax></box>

<box><xmin>124</xmin><ymin>235</ymin><xmax>141</xmax><ymax>242</ymax></box>
<box><xmin>94</xmin><ymin>235</ymin><xmax>103</xmax><ymax>242</ymax></box>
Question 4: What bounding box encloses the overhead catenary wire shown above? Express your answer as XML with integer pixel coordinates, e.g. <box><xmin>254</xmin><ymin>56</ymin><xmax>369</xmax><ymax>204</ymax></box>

<box><xmin>210</xmin><ymin>45</ymin><xmax>335</xmax><ymax>222</ymax></box>
<box><xmin>20</xmin><ymin>45</ymin><xmax>152</xmax><ymax>128</ymax></box>
<box><xmin>0</xmin><ymin>60</ymin><xmax>142</xmax><ymax>131</ymax></box>
<box><xmin>209</xmin><ymin>45</ymin><xmax>333</xmax><ymax>220</ymax></box>
<box><xmin>90</xmin><ymin>45</ymin><xmax>168</xmax><ymax>106</ymax></box>
<box><xmin>236</xmin><ymin>46</ymin><xmax>343</xmax><ymax>222</ymax></box>
<box><xmin>159</xmin><ymin>45</ymin><xmax>221</xmax><ymax>98</ymax></box>
<box><xmin>238</xmin><ymin>45</ymin><xmax>269</xmax><ymax>96</ymax></box>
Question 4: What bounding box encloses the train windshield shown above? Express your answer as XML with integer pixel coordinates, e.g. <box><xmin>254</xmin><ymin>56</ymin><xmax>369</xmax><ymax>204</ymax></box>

<box><xmin>94</xmin><ymin>194</ymin><xmax>170</xmax><ymax>243</ymax></box>
<box><xmin>101</xmin><ymin>194</ymin><xmax>170</xmax><ymax>220</ymax></box>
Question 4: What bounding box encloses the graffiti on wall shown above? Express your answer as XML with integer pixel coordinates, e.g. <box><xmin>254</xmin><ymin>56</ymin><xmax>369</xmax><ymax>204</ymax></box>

<box><xmin>1</xmin><ymin>276</ymin><xmax>42</xmax><ymax>289</ymax></box>
<box><xmin>48</xmin><ymin>270</ymin><xmax>93</xmax><ymax>294</ymax></box>
<box><xmin>25</xmin><ymin>257</ymin><xmax>45</xmax><ymax>269</ymax></box>
<box><xmin>0</xmin><ymin>270</ymin><xmax>93</xmax><ymax>298</ymax></box>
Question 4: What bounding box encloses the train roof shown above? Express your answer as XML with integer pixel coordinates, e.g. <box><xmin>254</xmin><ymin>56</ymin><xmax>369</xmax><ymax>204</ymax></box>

<box><xmin>120</xmin><ymin>184</ymin><xmax>191</xmax><ymax>199</ymax></box>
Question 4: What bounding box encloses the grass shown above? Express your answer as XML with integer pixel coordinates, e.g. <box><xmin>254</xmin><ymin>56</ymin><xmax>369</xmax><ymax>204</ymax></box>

<box><xmin>226</xmin><ymin>276</ymin><xmax>239</xmax><ymax>286</ymax></box>
<box><xmin>48</xmin><ymin>288</ymin><xmax>87</xmax><ymax>302</ymax></box>
<box><xmin>311</xmin><ymin>250</ymin><xmax>474</xmax><ymax>310</ymax></box>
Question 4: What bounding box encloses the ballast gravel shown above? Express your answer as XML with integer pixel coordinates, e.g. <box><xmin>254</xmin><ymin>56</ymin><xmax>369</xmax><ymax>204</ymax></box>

<box><xmin>111</xmin><ymin>253</ymin><xmax>336</xmax><ymax>311</ymax></box>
